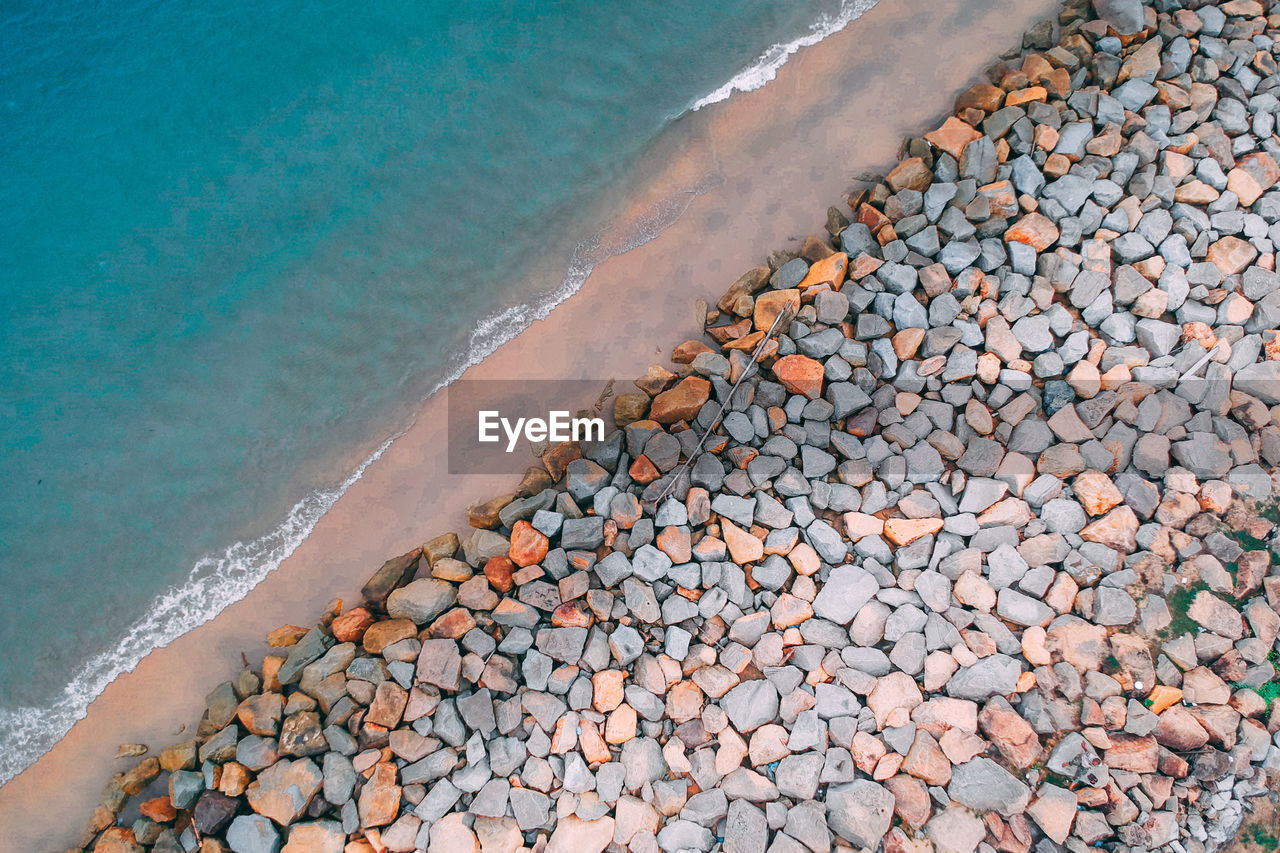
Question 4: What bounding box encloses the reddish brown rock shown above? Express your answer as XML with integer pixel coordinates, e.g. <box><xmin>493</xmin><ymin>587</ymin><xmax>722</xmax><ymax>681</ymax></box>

<box><xmin>772</xmin><ymin>354</ymin><xmax>825</xmax><ymax>400</ymax></box>
<box><xmin>331</xmin><ymin>606</ymin><xmax>375</xmax><ymax>643</ymax></box>
<box><xmin>508</xmin><ymin>520</ymin><xmax>549</xmax><ymax>568</ymax></box>
<box><xmin>926</xmin><ymin>116</ymin><xmax>984</xmax><ymax>160</ymax></box>
<box><xmin>650</xmin><ymin>376</ymin><xmax>711</xmax><ymax>424</ymax></box>
<box><xmin>483</xmin><ymin>555</ymin><xmax>515</xmax><ymax>594</ymax></box>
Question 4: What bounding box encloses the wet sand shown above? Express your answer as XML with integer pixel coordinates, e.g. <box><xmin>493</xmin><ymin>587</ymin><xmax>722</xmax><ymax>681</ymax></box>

<box><xmin>0</xmin><ymin>0</ymin><xmax>1060</xmax><ymax>847</ymax></box>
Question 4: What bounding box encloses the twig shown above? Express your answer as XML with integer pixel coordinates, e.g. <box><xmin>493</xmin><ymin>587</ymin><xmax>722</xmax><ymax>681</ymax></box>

<box><xmin>656</xmin><ymin>302</ymin><xmax>797</xmax><ymax>504</ymax></box>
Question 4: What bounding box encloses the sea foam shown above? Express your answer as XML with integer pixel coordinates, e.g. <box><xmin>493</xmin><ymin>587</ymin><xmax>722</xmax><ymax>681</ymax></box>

<box><xmin>687</xmin><ymin>0</ymin><xmax>880</xmax><ymax>113</ymax></box>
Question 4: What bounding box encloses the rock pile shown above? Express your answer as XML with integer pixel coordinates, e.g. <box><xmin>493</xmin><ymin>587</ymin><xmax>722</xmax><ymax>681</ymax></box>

<box><xmin>73</xmin><ymin>0</ymin><xmax>1280</xmax><ymax>852</ymax></box>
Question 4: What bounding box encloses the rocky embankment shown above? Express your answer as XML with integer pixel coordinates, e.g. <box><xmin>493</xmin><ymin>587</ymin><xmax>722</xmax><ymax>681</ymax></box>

<box><xmin>73</xmin><ymin>0</ymin><xmax>1280</xmax><ymax>851</ymax></box>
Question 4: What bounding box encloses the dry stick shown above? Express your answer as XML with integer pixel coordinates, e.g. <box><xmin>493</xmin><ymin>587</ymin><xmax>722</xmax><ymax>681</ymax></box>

<box><xmin>656</xmin><ymin>302</ymin><xmax>798</xmax><ymax>504</ymax></box>
<box><xmin>1178</xmin><ymin>340</ymin><xmax>1222</xmax><ymax>382</ymax></box>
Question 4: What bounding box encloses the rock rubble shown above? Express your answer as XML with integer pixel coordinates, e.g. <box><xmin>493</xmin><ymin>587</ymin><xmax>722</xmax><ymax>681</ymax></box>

<box><xmin>72</xmin><ymin>1</ymin><xmax>1280</xmax><ymax>853</ymax></box>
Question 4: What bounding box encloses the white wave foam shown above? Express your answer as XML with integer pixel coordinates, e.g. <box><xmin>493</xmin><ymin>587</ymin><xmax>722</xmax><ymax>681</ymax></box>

<box><xmin>0</xmin><ymin>437</ymin><xmax>393</xmax><ymax>788</ymax></box>
<box><xmin>686</xmin><ymin>0</ymin><xmax>880</xmax><ymax>113</ymax></box>
<box><xmin>0</xmin><ymin>174</ymin><xmax>718</xmax><ymax>789</ymax></box>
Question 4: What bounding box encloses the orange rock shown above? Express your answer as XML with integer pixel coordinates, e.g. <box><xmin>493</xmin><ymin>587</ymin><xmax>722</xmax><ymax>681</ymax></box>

<box><xmin>925</xmin><ymin>116</ymin><xmax>983</xmax><ymax>160</ymax></box>
<box><xmin>139</xmin><ymin>796</ymin><xmax>177</xmax><ymax>823</ymax></box>
<box><xmin>721</xmin><ymin>520</ymin><xmax>764</xmax><ymax>564</ymax></box>
<box><xmin>483</xmin><ymin>555</ymin><xmax>515</xmax><ymax>593</ymax></box>
<box><xmin>672</xmin><ymin>339</ymin><xmax>715</xmax><ymax>364</ymax></box>
<box><xmin>772</xmin><ymin>354</ymin><xmax>825</xmax><ymax>400</ymax></box>
<box><xmin>1005</xmin><ymin>212</ymin><xmax>1060</xmax><ymax>251</ymax></box>
<box><xmin>1072</xmin><ymin>470</ymin><xmax>1124</xmax><ymax>516</ymax></box>
<box><xmin>593</xmin><ymin>670</ymin><xmax>626</xmax><ymax>713</ymax></box>
<box><xmin>799</xmin><ymin>251</ymin><xmax>849</xmax><ymax>291</ymax></box>
<box><xmin>508</xmin><ymin>520</ymin><xmax>549</xmax><ymax>568</ymax></box>
<box><xmin>577</xmin><ymin>719</ymin><xmax>612</xmax><ymax>764</ymax></box>
<box><xmin>650</xmin><ymin>376</ymin><xmax>711</xmax><ymax>424</ymax></box>
<box><xmin>1146</xmin><ymin>685</ymin><xmax>1183</xmax><ymax>715</ymax></box>
<box><xmin>883</xmin><ymin>517</ymin><xmax>944</xmax><ymax>546</ymax></box>
<box><xmin>754</xmin><ymin>289</ymin><xmax>801</xmax><ymax>332</ymax></box>
<box><xmin>1006</xmin><ymin>86</ymin><xmax>1047</xmax><ymax>106</ymax></box>
<box><xmin>93</xmin><ymin>828</ymin><xmax>142</xmax><ymax>853</ymax></box>
<box><xmin>218</xmin><ymin>761</ymin><xmax>252</xmax><ymax>796</ymax></box>
<box><xmin>331</xmin><ymin>606</ymin><xmax>375</xmax><ymax>643</ymax></box>
<box><xmin>628</xmin><ymin>454</ymin><xmax>661</xmax><ymax>485</ymax></box>
<box><xmin>266</xmin><ymin>625</ymin><xmax>308</xmax><ymax>647</ymax></box>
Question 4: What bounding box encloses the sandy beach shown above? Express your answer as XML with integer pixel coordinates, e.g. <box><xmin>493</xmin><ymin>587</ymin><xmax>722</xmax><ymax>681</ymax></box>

<box><xmin>0</xmin><ymin>0</ymin><xmax>1063</xmax><ymax>847</ymax></box>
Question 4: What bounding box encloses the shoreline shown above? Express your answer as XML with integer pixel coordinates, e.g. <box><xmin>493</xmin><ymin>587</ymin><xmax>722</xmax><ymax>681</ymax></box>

<box><xmin>0</xmin><ymin>0</ymin><xmax>1064</xmax><ymax>848</ymax></box>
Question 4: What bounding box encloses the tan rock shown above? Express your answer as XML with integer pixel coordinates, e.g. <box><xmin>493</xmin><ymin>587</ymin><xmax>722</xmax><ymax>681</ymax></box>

<box><xmin>1226</xmin><ymin>152</ymin><xmax>1279</xmax><ymax>206</ymax></box>
<box><xmin>721</xmin><ymin>520</ymin><xmax>763</xmax><ymax>564</ymax></box>
<box><xmin>1206</xmin><ymin>235</ymin><xmax>1258</xmax><ymax>275</ymax></box>
<box><xmin>1072</xmin><ymin>470</ymin><xmax>1123</xmax><ymax>516</ymax></box>
<box><xmin>1080</xmin><ymin>505</ymin><xmax>1138</xmax><ymax>551</ymax></box>
<box><xmin>1152</xmin><ymin>705</ymin><xmax>1210</xmax><ymax>751</ymax></box>
<box><xmin>1103</xmin><ymin>734</ymin><xmax>1158</xmax><ymax>773</ymax></box>
<box><xmin>428</xmin><ymin>813</ymin><xmax>480</xmax><ymax>853</ymax></box>
<box><xmin>902</xmin><ymin>730</ymin><xmax>951</xmax><ymax>786</ymax></box>
<box><xmin>753</xmin><ymin>289</ymin><xmax>801</xmax><ymax>332</ymax></box>
<box><xmin>247</xmin><ymin>757</ymin><xmax>325</xmax><ymax>826</ymax></box>
<box><xmin>843</xmin><ymin>512</ymin><xmax>885</xmax><ymax>541</ymax></box>
<box><xmin>868</xmin><ymin>671</ymin><xmax>924</xmax><ymax>729</ymax></box>
<box><xmin>883</xmin><ymin>517</ymin><xmax>943</xmax><ymax>546</ymax></box>
<box><xmin>887</xmin><ymin>157</ymin><xmax>933</xmax><ymax>192</ymax></box>
<box><xmin>1027</xmin><ymin>784</ymin><xmax>1077</xmax><ymax>844</ymax></box>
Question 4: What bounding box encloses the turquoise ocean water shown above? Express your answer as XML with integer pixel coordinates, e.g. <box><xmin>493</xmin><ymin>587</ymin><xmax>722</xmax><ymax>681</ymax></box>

<box><xmin>0</xmin><ymin>0</ymin><xmax>876</xmax><ymax>783</ymax></box>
